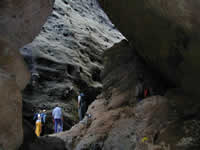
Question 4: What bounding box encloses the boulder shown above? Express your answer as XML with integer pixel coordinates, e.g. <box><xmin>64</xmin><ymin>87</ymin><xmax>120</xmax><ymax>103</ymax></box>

<box><xmin>0</xmin><ymin>0</ymin><xmax>54</xmax><ymax>149</ymax></box>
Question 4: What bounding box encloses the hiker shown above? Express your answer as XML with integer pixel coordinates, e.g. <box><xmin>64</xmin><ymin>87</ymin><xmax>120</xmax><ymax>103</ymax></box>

<box><xmin>52</xmin><ymin>105</ymin><xmax>63</xmax><ymax>133</ymax></box>
<box><xmin>33</xmin><ymin>110</ymin><xmax>46</xmax><ymax>135</ymax></box>
<box><xmin>35</xmin><ymin>114</ymin><xmax>42</xmax><ymax>137</ymax></box>
<box><xmin>33</xmin><ymin>110</ymin><xmax>40</xmax><ymax>123</ymax></box>
<box><xmin>40</xmin><ymin>110</ymin><xmax>47</xmax><ymax>136</ymax></box>
<box><xmin>78</xmin><ymin>92</ymin><xmax>87</xmax><ymax>121</ymax></box>
<box><xmin>31</xmin><ymin>72</ymin><xmax>40</xmax><ymax>87</ymax></box>
<box><xmin>135</xmin><ymin>78</ymin><xmax>144</xmax><ymax>101</ymax></box>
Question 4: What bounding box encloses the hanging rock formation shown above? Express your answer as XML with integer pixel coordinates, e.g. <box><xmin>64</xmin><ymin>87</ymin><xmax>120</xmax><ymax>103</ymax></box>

<box><xmin>51</xmin><ymin>40</ymin><xmax>200</xmax><ymax>150</ymax></box>
<box><xmin>0</xmin><ymin>0</ymin><xmax>54</xmax><ymax>149</ymax></box>
<box><xmin>99</xmin><ymin>0</ymin><xmax>200</xmax><ymax>99</ymax></box>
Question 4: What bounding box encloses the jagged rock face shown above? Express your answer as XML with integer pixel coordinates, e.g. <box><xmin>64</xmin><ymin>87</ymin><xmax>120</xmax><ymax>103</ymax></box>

<box><xmin>99</xmin><ymin>0</ymin><xmax>200</xmax><ymax>98</ymax></box>
<box><xmin>0</xmin><ymin>0</ymin><xmax>54</xmax><ymax>149</ymax></box>
<box><xmin>50</xmin><ymin>41</ymin><xmax>200</xmax><ymax>150</ymax></box>
<box><xmin>20</xmin><ymin>0</ymin><xmax>123</xmax><ymax>133</ymax></box>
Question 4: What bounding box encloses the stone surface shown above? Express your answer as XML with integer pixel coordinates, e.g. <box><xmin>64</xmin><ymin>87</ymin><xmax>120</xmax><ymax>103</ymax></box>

<box><xmin>0</xmin><ymin>0</ymin><xmax>55</xmax><ymax>49</ymax></box>
<box><xmin>51</xmin><ymin>41</ymin><xmax>200</xmax><ymax>150</ymax></box>
<box><xmin>0</xmin><ymin>0</ymin><xmax>54</xmax><ymax>149</ymax></box>
<box><xmin>20</xmin><ymin>0</ymin><xmax>123</xmax><ymax>134</ymax></box>
<box><xmin>0</xmin><ymin>70</ymin><xmax>22</xmax><ymax>150</ymax></box>
<box><xmin>99</xmin><ymin>0</ymin><xmax>200</xmax><ymax>99</ymax></box>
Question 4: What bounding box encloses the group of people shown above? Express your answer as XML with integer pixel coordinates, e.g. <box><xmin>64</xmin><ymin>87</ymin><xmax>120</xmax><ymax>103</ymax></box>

<box><xmin>33</xmin><ymin>105</ymin><xmax>63</xmax><ymax>137</ymax></box>
<box><xmin>33</xmin><ymin>92</ymin><xmax>88</xmax><ymax>137</ymax></box>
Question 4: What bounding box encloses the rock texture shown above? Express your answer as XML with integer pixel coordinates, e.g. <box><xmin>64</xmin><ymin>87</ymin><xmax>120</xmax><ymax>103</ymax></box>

<box><xmin>20</xmin><ymin>0</ymin><xmax>123</xmax><ymax>134</ymax></box>
<box><xmin>50</xmin><ymin>41</ymin><xmax>200</xmax><ymax>150</ymax></box>
<box><xmin>0</xmin><ymin>0</ymin><xmax>54</xmax><ymax>149</ymax></box>
<box><xmin>99</xmin><ymin>0</ymin><xmax>200</xmax><ymax>99</ymax></box>
<box><xmin>0</xmin><ymin>69</ymin><xmax>22</xmax><ymax>150</ymax></box>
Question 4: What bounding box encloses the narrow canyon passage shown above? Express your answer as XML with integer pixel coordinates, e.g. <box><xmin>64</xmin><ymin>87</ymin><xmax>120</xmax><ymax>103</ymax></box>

<box><xmin>19</xmin><ymin>0</ymin><xmax>124</xmax><ymax>149</ymax></box>
<box><xmin>1</xmin><ymin>0</ymin><xmax>200</xmax><ymax>150</ymax></box>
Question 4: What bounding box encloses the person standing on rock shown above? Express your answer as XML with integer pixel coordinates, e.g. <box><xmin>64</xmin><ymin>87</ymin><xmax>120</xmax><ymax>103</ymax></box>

<box><xmin>52</xmin><ymin>105</ymin><xmax>63</xmax><ymax>133</ymax></box>
<box><xmin>31</xmin><ymin>71</ymin><xmax>40</xmax><ymax>87</ymax></box>
<box><xmin>78</xmin><ymin>92</ymin><xmax>87</xmax><ymax>121</ymax></box>
<box><xmin>135</xmin><ymin>76</ymin><xmax>144</xmax><ymax>101</ymax></box>
<box><xmin>35</xmin><ymin>114</ymin><xmax>42</xmax><ymax>137</ymax></box>
<box><xmin>41</xmin><ymin>109</ymin><xmax>47</xmax><ymax>136</ymax></box>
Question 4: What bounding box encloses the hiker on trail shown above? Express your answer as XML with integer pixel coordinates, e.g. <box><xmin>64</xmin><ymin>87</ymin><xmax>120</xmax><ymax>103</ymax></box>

<box><xmin>78</xmin><ymin>92</ymin><xmax>87</xmax><ymax>121</ymax></box>
<box><xmin>31</xmin><ymin>72</ymin><xmax>40</xmax><ymax>87</ymax></box>
<box><xmin>143</xmin><ymin>83</ymin><xmax>153</xmax><ymax>99</ymax></box>
<box><xmin>40</xmin><ymin>110</ymin><xmax>47</xmax><ymax>136</ymax></box>
<box><xmin>35</xmin><ymin>114</ymin><xmax>42</xmax><ymax>137</ymax></box>
<box><xmin>33</xmin><ymin>110</ymin><xmax>46</xmax><ymax>135</ymax></box>
<box><xmin>135</xmin><ymin>78</ymin><xmax>144</xmax><ymax>101</ymax></box>
<box><xmin>33</xmin><ymin>110</ymin><xmax>40</xmax><ymax>122</ymax></box>
<box><xmin>52</xmin><ymin>105</ymin><xmax>63</xmax><ymax>133</ymax></box>
<box><xmin>33</xmin><ymin>110</ymin><xmax>46</xmax><ymax>123</ymax></box>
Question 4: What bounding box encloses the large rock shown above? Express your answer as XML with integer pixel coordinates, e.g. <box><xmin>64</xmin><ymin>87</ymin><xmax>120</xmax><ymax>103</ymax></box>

<box><xmin>0</xmin><ymin>0</ymin><xmax>55</xmax><ymax>49</ymax></box>
<box><xmin>51</xmin><ymin>41</ymin><xmax>200</xmax><ymax>150</ymax></box>
<box><xmin>99</xmin><ymin>0</ymin><xmax>200</xmax><ymax>98</ymax></box>
<box><xmin>0</xmin><ymin>70</ymin><xmax>22</xmax><ymax>150</ymax></box>
<box><xmin>0</xmin><ymin>0</ymin><xmax>54</xmax><ymax>149</ymax></box>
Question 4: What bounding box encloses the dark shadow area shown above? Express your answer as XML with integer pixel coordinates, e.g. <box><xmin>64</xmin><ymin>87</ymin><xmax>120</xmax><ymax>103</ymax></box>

<box><xmin>19</xmin><ymin>136</ymin><xmax>67</xmax><ymax>150</ymax></box>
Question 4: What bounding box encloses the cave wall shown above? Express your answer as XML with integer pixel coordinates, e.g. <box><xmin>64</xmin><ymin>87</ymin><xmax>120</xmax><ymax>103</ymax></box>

<box><xmin>52</xmin><ymin>40</ymin><xmax>200</xmax><ymax>150</ymax></box>
<box><xmin>0</xmin><ymin>0</ymin><xmax>54</xmax><ymax>149</ymax></box>
<box><xmin>99</xmin><ymin>0</ymin><xmax>200</xmax><ymax>98</ymax></box>
<box><xmin>20</xmin><ymin>0</ymin><xmax>123</xmax><ymax>134</ymax></box>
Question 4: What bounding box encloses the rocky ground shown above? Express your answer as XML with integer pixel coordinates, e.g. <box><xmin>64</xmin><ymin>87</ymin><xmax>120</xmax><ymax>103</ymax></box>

<box><xmin>19</xmin><ymin>0</ymin><xmax>123</xmax><ymax>143</ymax></box>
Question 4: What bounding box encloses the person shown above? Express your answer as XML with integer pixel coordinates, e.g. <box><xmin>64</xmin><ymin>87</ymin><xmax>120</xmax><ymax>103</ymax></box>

<box><xmin>40</xmin><ymin>110</ymin><xmax>47</xmax><ymax>136</ymax></box>
<box><xmin>52</xmin><ymin>105</ymin><xmax>63</xmax><ymax>133</ymax></box>
<box><xmin>33</xmin><ymin>110</ymin><xmax>46</xmax><ymax>135</ymax></box>
<box><xmin>78</xmin><ymin>92</ymin><xmax>87</xmax><ymax>121</ymax></box>
<box><xmin>35</xmin><ymin>114</ymin><xmax>42</xmax><ymax>137</ymax></box>
<box><xmin>33</xmin><ymin>110</ymin><xmax>40</xmax><ymax>123</ymax></box>
<box><xmin>31</xmin><ymin>71</ymin><xmax>40</xmax><ymax>87</ymax></box>
<box><xmin>135</xmin><ymin>78</ymin><xmax>144</xmax><ymax>101</ymax></box>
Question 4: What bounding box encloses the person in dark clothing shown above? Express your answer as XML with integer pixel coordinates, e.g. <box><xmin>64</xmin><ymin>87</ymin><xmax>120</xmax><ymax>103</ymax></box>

<box><xmin>135</xmin><ymin>81</ymin><xmax>144</xmax><ymax>101</ymax></box>
<box><xmin>40</xmin><ymin>110</ymin><xmax>46</xmax><ymax>136</ymax></box>
<box><xmin>78</xmin><ymin>92</ymin><xmax>87</xmax><ymax>121</ymax></box>
<box><xmin>31</xmin><ymin>72</ymin><xmax>40</xmax><ymax>87</ymax></box>
<box><xmin>135</xmin><ymin>75</ymin><xmax>144</xmax><ymax>101</ymax></box>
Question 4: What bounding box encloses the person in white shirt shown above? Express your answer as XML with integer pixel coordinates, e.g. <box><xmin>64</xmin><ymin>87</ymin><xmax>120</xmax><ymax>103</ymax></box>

<box><xmin>52</xmin><ymin>105</ymin><xmax>63</xmax><ymax>133</ymax></box>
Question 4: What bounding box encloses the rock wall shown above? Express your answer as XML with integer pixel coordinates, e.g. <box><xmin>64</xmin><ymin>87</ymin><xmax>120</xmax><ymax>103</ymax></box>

<box><xmin>52</xmin><ymin>40</ymin><xmax>200</xmax><ymax>150</ymax></box>
<box><xmin>0</xmin><ymin>0</ymin><xmax>54</xmax><ymax>149</ymax></box>
<box><xmin>99</xmin><ymin>0</ymin><xmax>200</xmax><ymax>99</ymax></box>
<box><xmin>20</xmin><ymin>0</ymin><xmax>123</xmax><ymax>134</ymax></box>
